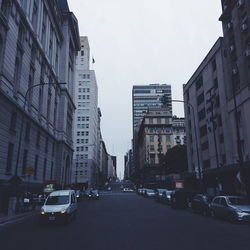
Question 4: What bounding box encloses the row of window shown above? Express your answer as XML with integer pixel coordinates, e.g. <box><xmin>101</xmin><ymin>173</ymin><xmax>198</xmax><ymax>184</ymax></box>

<box><xmin>146</xmin><ymin>118</ymin><xmax>172</xmax><ymax>125</ymax></box>
<box><xmin>78</xmin><ymin>102</ymin><xmax>90</xmax><ymax>107</ymax></box>
<box><xmin>75</xmin><ymin>170</ymin><xmax>88</xmax><ymax>176</ymax></box>
<box><xmin>79</xmin><ymin>74</ymin><xmax>90</xmax><ymax>79</ymax></box>
<box><xmin>147</xmin><ymin>144</ymin><xmax>172</xmax><ymax>151</ymax></box>
<box><xmin>149</xmin><ymin>135</ymin><xmax>171</xmax><ymax>142</ymax></box>
<box><xmin>77</xmin><ymin>131</ymin><xmax>89</xmax><ymax>136</ymax></box>
<box><xmin>75</xmin><ymin>154</ymin><xmax>88</xmax><ymax>160</ymax></box>
<box><xmin>79</xmin><ymin>81</ymin><xmax>90</xmax><ymax>86</ymax></box>
<box><xmin>76</xmin><ymin>147</ymin><xmax>89</xmax><ymax>152</ymax></box>
<box><xmin>77</xmin><ymin>124</ymin><xmax>89</xmax><ymax>129</ymax></box>
<box><xmin>78</xmin><ymin>95</ymin><xmax>90</xmax><ymax>100</ymax></box>
<box><xmin>76</xmin><ymin>139</ymin><xmax>89</xmax><ymax>144</ymax></box>
<box><xmin>147</xmin><ymin>127</ymin><xmax>172</xmax><ymax>133</ymax></box>
<box><xmin>78</xmin><ymin>88</ymin><xmax>90</xmax><ymax>93</ymax></box>
<box><xmin>77</xmin><ymin>116</ymin><xmax>89</xmax><ymax>122</ymax></box>
<box><xmin>75</xmin><ymin>162</ymin><xmax>88</xmax><ymax>168</ymax></box>
<box><xmin>5</xmin><ymin>142</ymin><xmax>53</xmax><ymax>180</ymax></box>
<box><xmin>9</xmin><ymin>112</ymin><xmax>55</xmax><ymax>154</ymax></box>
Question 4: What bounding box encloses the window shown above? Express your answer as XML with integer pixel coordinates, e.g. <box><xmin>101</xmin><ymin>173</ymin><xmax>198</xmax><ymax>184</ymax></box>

<box><xmin>201</xmin><ymin>141</ymin><xmax>209</xmax><ymax>151</ymax></box>
<box><xmin>9</xmin><ymin>112</ymin><xmax>17</xmax><ymax>131</ymax></box>
<box><xmin>32</xmin><ymin>1</ymin><xmax>38</xmax><ymax>31</ymax></box>
<box><xmin>150</xmin><ymin>145</ymin><xmax>154</xmax><ymax>151</ymax></box>
<box><xmin>220</xmin><ymin>134</ymin><xmax>224</xmax><ymax>143</ymax></box>
<box><xmin>198</xmin><ymin>108</ymin><xmax>206</xmax><ymax>121</ymax></box>
<box><xmin>167</xmin><ymin>145</ymin><xmax>171</xmax><ymax>150</ymax></box>
<box><xmin>150</xmin><ymin>136</ymin><xmax>154</xmax><ymax>142</ymax></box>
<box><xmin>41</xmin><ymin>9</ymin><xmax>47</xmax><ymax>48</ymax></box>
<box><xmin>197</xmin><ymin>92</ymin><xmax>204</xmax><ymax>105</ymax></box>
<box><xmin>25</xmin><ymin>122</ymin><xmax>31</xmax><ymax>141</ymax></box>
<box><xmin>6</xmin><ymin>143</ymin><xmax>14</xmax><ymax>174</ymax></box>
<box><xmin>1</xmin><ymin>0</ymin><xmax>10</xmax><ymax>18</ymax></box>
<box><xmin>157</xmin><ymin>118</ymin><xmax>161</xmax><ymax>124</ymax></box>
<box><xmin>212</xmin><ymin>59</ymin><xmax>217</xmax><ymax>72</ymax></box>
<box><xmin>52</xmin><ymin>142</ymin><xmax>55</xmax><ymax>157</ymax></box>
<box><xmin>166</xmin><ymin>135</ymin><xmax>170</xmax><ymax>142</ymax></box>
<box><xmin>33</xmin><ymin>155</ymin><xmax>39</xmax><ymax>179</ymax></box>
<box><xmin>203</xmin><ymin>159</ymin><xmax>210</xmax><ymax>169</ymax></box>
<box><xmin>196</xmin><ymin>76</ymin><xmax>203</xmax><ymax>91</ymax></box>
<box><xmin>50</xmin><ymin>161</ymin><xmax>54</xmax><ymax>180</ymax></box>
<box><xmin>214</xmin><ymin>78</ymin><xmax>218</xmax><ymax>89</ymax></box>
<box><xmin>217</xmin><ymin>115</ymin><xmax>222</xmax><ymax>127</ymax></box>
<box><xmin>13</xmin><ymin>49</ymin><xmax>22</xmax><ymax>93</ymax></box>
<box><xmin>43</xmin><ymin>159</ymin><xmax>47</xmax><ymax>180</ymax></box>
<box><xmin>45</xmin><ymin>137</ymin><xmax>49</xmax><ymax>153</ymax></box>
<box><xmin>22</xmin><ymin>149</ymin><xmax>28</xmax><ymax>175</ymax></box>
<box><xmin>199</xmin><ymin>125</ymin><xmax>207</xmax><ymax>137</ymax></box>
<box><xmin>81</xmin><ymin>50</ymin><xmax>84</xmax><ymax>56</ymax></box>
<box><xmin>36</xmin><ymin>131</ymin><xmax>41</xmax><ymax>148</ymax></box>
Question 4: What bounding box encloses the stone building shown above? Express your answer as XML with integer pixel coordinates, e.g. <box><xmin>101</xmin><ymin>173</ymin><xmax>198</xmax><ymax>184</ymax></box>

<box><xmin>0</xmin><ymin>0</ymin><xmax>80</xmax><ymax>213</ymax></box>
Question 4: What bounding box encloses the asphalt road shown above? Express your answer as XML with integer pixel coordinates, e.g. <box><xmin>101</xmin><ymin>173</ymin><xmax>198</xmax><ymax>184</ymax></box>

<box><xmin>1</xmin><ymin>190</ymin><xmax>250</xmax><ymax>250</ymax></box>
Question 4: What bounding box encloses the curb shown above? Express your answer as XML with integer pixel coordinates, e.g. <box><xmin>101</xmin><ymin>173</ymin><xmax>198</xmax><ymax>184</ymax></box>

<box><xmin>0</xmin><ymin>211</ymin><xmax>37</xmax><ymax>225</ymax></box>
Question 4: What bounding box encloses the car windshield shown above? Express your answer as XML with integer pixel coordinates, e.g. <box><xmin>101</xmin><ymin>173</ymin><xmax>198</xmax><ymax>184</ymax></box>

<box><xmin>45</xmin><ymin>195</ymin><xmax>69</xmax><ymax>205</ymax></box>
<box><xmin>91</xmin><ymin>190</ymin><xmax>98</xmax><ymax>194</ymax></box>
<box><xmin>228</xmin><ymin>197</ymin><xmax>250</xmax><ymax>205</ymax></box>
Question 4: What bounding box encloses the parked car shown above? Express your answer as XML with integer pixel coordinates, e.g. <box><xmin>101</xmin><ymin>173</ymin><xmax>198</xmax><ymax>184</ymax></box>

<box><xmin>40</xmin><ymin>190</ymin><xmax>77</xmax><ymax>224</ymax></box>
<box><xmin>87</xmin><ymin>190</ymin><xmax>100</xmax><ymax>200</ymax></box>
<box><xmin>210</xmin><ymin>196</ymin><xmax>250</xmax><ymax>223</ymax></box>
<box><xmin>75</xmin><ymin>190</ymin><xmax>83</xmax><ymax>201</ymax></box>
<box><xmin>154</xmin><ymin>189</ymin><xmax>168</xmax><ymax>202</ymax></box>
<box><xmin>170</xmin><ymin>189</ymin><xmax>188</xmax><ymax>209</ymax></box>
<box><xmin>191</xmin><ymin>194</ymin><xmax>212</xmax><ymax>215</ymax></box>
<box><xmin>160</xmin><ymin>190</ymin><xmax>174</xmax><ymax>205</ymax></box>
<box><xmin>137</xmin><ymin>188</ymin><xmax>144</xmax><ymax>195</ymax></box>
<box><xmin>145</xmin><ymin>189</ymin><xmax>156</xmax><ymax>198</ymax></box>
<box><xmin>123</xmin><ymin>188</ymin><xmax>134</xmax><ymax>192</ymax></box>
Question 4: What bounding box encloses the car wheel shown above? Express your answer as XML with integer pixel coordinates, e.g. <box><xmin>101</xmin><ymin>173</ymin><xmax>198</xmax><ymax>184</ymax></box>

<box><xmin>228</xmin><ymin>213</ymin><xmax>237</xmax><ymax>223</ymax></box>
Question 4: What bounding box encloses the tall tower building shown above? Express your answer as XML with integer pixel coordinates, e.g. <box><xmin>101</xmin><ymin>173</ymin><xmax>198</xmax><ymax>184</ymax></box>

<box><xmin>132</xmin><ymin>84</ymin><xmax>172</xmax><ymax>132</ymax></box>
<box><xmin>72</xmin><ymin>37</ymin><xmax>98</xmax><ymax>188</ymax></box>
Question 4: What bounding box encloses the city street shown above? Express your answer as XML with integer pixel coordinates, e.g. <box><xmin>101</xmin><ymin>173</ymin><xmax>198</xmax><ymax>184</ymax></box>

<box><xmin>0</xmin><ymin>189</ymin><xmax>250</xmax><ymax>250</ymax></box>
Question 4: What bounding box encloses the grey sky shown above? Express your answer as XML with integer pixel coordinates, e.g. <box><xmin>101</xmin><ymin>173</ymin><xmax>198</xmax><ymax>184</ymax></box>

<box><xmin>68</xmin><ymin>0</ymin><xmax>223</xmax><ymax>178</ymax></box>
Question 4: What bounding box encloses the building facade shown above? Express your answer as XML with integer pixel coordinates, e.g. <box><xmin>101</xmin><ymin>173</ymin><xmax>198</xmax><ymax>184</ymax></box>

<box><xmin>135</xmin><ymin>107</ymin><xmax>174</xmax><ymax>185</ymax></box>
<box><xmin>0</xmin><ymin>0</ymin><xmax>80</xmax><ymax>213</ymax></box>
<box><xmin>172</xmin><ymin>117</ymin><xmax>186</xmax><ymax>146</ymax></box>
<box><xmin>72</xmin><ymin>36</ymin><xmax>99</xmax><ymax>189</ymax></box>
<box><xmin>132</xmin><ymin>84</ymin><xmax>172</xmax><ymax>132</ymax></box>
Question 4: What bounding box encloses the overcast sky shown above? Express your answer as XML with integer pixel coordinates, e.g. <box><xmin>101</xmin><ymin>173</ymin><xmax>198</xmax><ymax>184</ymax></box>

<box><xmin>68</xmin><ymin>0</ymin><xmax>223</xmax><ymax>178</ymax></box>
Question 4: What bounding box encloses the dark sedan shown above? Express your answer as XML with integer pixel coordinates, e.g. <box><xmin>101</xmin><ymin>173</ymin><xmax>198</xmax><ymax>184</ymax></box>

<box><xmin>191</xmin><ymin>194</ymin><xmax>212</xmax><ymax>216</ymax></box>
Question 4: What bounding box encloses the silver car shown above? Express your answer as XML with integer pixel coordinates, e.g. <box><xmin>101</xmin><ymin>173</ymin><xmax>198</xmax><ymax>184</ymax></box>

<box><xmin>40</xmin><ymin>190</ymin><xmax>77</xmax><ymax>223</ymax></box>
<box><xmin>210</xmin><ymin>196</ymin><xmax>250</xmax><ymax>222</ymax></box>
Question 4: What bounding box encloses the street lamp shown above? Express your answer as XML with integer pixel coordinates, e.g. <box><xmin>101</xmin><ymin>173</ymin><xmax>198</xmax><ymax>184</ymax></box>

<box><xmin>12</xmin><ymin>82</ymin><xmax>67</xmax><ymax>184</ymax></box>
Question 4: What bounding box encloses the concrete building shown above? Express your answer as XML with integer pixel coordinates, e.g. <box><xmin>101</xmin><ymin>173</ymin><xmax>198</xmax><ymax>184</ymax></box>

<box><xmin>183</xmin><ymin>1</ymin><xmax>250</xmax><ymax>195</ymax></box>
<box><xmin>0</xmin><ymin>0</ymin><xmax>80</xmax><ymax>213</ymax></box>
<box><xmin>219</xmin><ymin>0</ymin><xmax>250</xmax><ymax>195</ymax></box>
<box><xmin>124</xmin><ymin>149</ymin><xmax>132</xmax><ymax>180</ymax></box>
<box><xmin>132</xmin><ymin>84</ymin><xmax>172</xmax><ymax>183</ymax></box>
<box><xmin>172</xmin><ymin>117</ymin><xmax>186</xmax><ymax>146</ymax></box>
<box><xmin>107</xmin><ymin>155</ymin><xmax>117</xmax><ymax>180</ymax></box>
<box><xmin>99</xmin><ymin>140</ymin><xmax>108</xmax><ymax>185</ymax></box>
<box><xmin>135</xmin><ymin>107</ymin><xmax>174</xmax><ymax>185</ymax></box>
<box><xmin>132</xmin><ymin>84</ymin><xmax>172</xmax><ymax>132</ymax></box>
<box><xmin>72</xmin><ymin>36</ymin><xmax>99</xmax><ymax>189</ymax></box>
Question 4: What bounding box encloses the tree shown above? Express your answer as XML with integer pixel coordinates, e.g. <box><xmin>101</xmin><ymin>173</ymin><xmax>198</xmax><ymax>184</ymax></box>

<box><xmin>163</xmin><ymin>145</ymin><xmax>188</xmax><ymax>174</ymax></box>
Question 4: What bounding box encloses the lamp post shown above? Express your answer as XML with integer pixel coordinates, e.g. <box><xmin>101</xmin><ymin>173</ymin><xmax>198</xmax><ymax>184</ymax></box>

<box><xmin>166</xmin><ymin>98</ymin><xmax>202</xmax><ymax>191</ymax></box>
<box><xmin>13</xmin><ymin>82</ymin><xmax>67</xmax><ymax>183</ymax></box>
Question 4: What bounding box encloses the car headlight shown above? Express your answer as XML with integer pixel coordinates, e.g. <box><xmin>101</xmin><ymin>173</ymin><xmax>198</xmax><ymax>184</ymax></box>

<box><xmin>60</xmin><ymin>209</ymin><xmax>67</xmax><ymax>214</ymax></box>
<box><xmin>40</xmin><ymin>208</ymin><xmax>45</xmax><ymax>215</ymax></box>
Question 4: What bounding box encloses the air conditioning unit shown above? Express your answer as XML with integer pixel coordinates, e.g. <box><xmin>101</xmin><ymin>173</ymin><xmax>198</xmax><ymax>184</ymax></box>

<box><xmin>245</xmin><ymin>49</ymin><xmax>250</xmax><ymax>57</ymax></box>
<box><xmin>229</xmin><ymin>45</ymin><xmax>235</xmax><ymax>53</ymax></box>
<box><xmin>227</xmin><ymin>22</ymin><xmax>233</xmax><ymax>30</ymax></box>
<box><xmin>237</xmin><ymin>0</ymin><xmax>244</xmax><ymax>8</ymax></box>
<box><xmin>232</xmin><ymin>67</ymin><xmax>238</xmax><ymax>75</ymax></box>
<box><xmin>240</xmin><ymin>23</ymin><xmax>247</xmax><ymax>32</ymax></box>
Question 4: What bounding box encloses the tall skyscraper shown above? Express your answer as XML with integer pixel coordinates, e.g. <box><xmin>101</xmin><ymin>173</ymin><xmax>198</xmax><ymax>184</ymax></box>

<box><xmin>132</xmin><ymin>84</ymin><xmax>172</xmax><ymax>132</ymax></box>
<box><xmin>72</xmin><ymin>37</ymin><xmax>99</xmax><ymax>188</ymax></box>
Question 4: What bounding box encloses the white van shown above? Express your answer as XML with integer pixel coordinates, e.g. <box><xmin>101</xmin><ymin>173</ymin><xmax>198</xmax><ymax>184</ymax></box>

<box><xmin>40</xmin><ymin>190</ymin><xmax>77</xmax><ymax>223</ymax></box>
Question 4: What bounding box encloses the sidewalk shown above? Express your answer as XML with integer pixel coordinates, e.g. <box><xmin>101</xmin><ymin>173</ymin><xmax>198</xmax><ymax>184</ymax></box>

<box><xmin>0</xmin><ymin>207</ymin><xmax>40</xmax><ymax>225</ymax></box>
